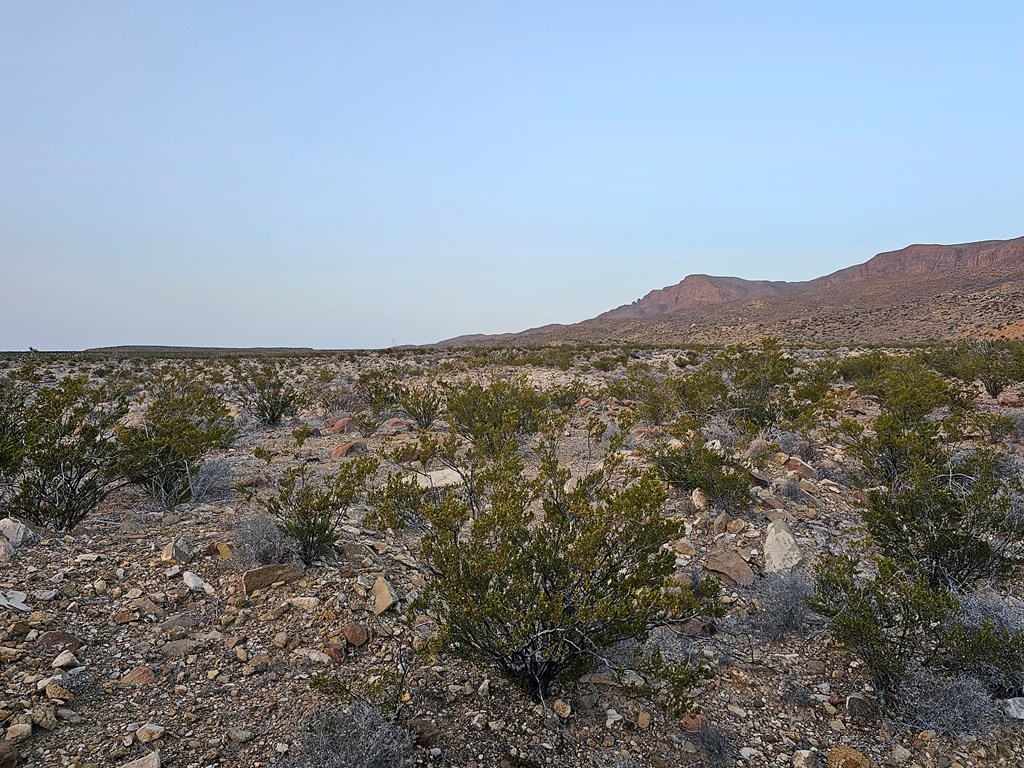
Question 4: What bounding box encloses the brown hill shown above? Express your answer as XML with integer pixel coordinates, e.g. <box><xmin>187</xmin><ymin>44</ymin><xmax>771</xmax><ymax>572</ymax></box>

<box><xmin>441</xmin><ymin>237</ymin><xmax>1024</xmax><ymax>346</ymax></box>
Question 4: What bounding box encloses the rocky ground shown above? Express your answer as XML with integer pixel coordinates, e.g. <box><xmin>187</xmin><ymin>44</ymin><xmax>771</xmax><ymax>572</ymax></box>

<box><xmin>2</xmin><ymin>355</ymin><xmax>1024</xmax><ymax>768</ymax></box>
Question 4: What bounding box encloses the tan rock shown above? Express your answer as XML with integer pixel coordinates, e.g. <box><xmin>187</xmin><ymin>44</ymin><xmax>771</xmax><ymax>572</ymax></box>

<box><xmin>119</xmin><ymin>667</ymin><xmax>156</xmax><ymax>687</ymax></box>
<box><xmin>705</xmin><ymin>550</ymin><xmax>755</xmax><ymax>586</ymax></box>
<box><xmin>826</xmin><ymin>746</ymin><xmax>870</xmax><ymax>768</ymax></box>
<box><xmin>241</xmin><ymin>563</ymin><xmax>303</xmax><ymax>596</ymax></box>
<box><xmin>120</xmin><ymin>750</ymin><xmax>161</xmax><ymax>768</ymax></box>
<box><xmin>371</xmin><ymin>577</ymin><xmax>398</xmax><ymax>615</ymax></box>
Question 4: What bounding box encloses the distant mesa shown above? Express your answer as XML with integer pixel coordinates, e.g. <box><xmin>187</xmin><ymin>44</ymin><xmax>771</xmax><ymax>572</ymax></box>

<box><xmin>440</xmin><ymin>236</ymin><xmax>1024</xmax><ymax>346</ymax></box>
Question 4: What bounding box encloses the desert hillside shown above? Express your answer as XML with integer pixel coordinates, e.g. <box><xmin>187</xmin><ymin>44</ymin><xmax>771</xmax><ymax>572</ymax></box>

<box><xmin>442</xmin><ymin>237</ymin><xmax>1024</xmax><ymax>346</ymax></box>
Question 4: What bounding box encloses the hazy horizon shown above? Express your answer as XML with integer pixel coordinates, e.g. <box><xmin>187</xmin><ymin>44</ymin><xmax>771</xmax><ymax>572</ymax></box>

<box><xmin>3</xmin><ymin>3</ymin><xmax>1023</xmax><ymax>350</ymax></box>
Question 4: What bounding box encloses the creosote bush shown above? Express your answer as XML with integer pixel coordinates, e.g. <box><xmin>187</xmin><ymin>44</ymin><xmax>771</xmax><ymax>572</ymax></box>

<box><xmin>236</xmin><ymin>360</ymin><xmax>305</xmax><ymax>426</ymax></box>
<box><xmin>8</xmin><ymin>376</ymin><xmax>128</xmax><ymax>532</ymax></box>
<box><xmin>391</xmin><ymin>433</ymin><xmax>719</xmax><ymax>707</ymax></box>
<box><xmin>396</xmin><ymin>382</ymin><xmax>444</xmax><ymax>429</ymax></box>
<box><xmin>119</xmin><ymin>373</ymin><xmax>235</xmax><ymax>508</ymax></box>
<box><xmin>809</xmin><ymin>554</ymin><xmax>1024</xmax><ymax>704</ymax></box>
<box><xmin>444</xmin><ymin>376</ymin><xmax>548</xmax><ymax>454</ymax></box>
<box><xmin>650</xmin><ymin>436</ymin><xmax>750</xmax><ymax>511</ymax></box>
<box><xmin>261</xmin><ymin>457</ymin><xmax>378</xmax><ymax>565</ymax></box>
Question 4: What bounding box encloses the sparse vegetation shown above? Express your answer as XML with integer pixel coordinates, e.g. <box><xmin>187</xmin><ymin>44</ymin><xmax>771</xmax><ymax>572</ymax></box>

<box><xmin>261</xmin><ymin>458</ymin><xmax>378</xmax><ymax>565</ymax></box>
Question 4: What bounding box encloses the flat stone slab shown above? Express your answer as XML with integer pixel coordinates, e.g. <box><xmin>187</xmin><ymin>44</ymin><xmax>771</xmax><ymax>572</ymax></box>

<box><xmin>241</xmin><ymin>564</ymin><xmax>304</xmax><ymax>596</ymax></box>
<box><xmin>705</xmin><ymin>550</ymin><xmax>755</xmax><ymax>586</ymax></box>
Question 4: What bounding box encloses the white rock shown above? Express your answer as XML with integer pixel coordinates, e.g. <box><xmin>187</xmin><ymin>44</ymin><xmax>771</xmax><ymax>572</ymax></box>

<box><xmin>764</xmin><ymin>519</ymin><xmax>802</xmax><ymax>572</ymax></box>
<box><xmin>293</xmin><ymin>648</ymin><xmax>332</xmax><ymax>665</ymax></box>
<box><xmin>136</xmin><ymin>722</ymin><xmax>165</xmax><ymax>743</ymax></box>
<box><xmin>415</xmin><ymin>468</ymin><xmax>463</xmax><ymax>489</ymax></box>
<box><xmin>52</xmin><ymin>650</ymin><xmax>81</xmax><ymax>670</ymax></box>
<box><xmin>1002</xmin><ymin>697</ymin><xmax>1024</xmax><ymax>719</ymax></box>
<box><xmin>288</xmin><ymin>596</ymin><xmax>321</xmax><ymax>611</ymax></box>
<box><xmin>0</xmin><ymin>590</ymin><xmax>29</xmax><ymax>612</ymax></box>
<box><xmin>182</xmin><ymin>572</ymin><xmax>205</xmax><ymax>592</ymax></box>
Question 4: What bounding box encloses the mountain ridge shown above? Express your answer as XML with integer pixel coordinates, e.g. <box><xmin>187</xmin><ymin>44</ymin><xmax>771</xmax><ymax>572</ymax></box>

<box><xmin>440</xmin><ymin>236</ymin><xmax>1024</xmax><ymax>346</ymax></box>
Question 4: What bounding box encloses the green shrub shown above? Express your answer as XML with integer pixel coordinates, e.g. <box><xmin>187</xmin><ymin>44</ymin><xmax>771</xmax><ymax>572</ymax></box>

<box><xmin>262</xmin><ymin>458</ymin><xmax>378</xmax><ymax>565</ymax></box>
<box><xmin>119</xmin><ymin>375</ymin><xmax>235</xmax><ymax>508</ymax></box>
<box><xmin>0</xmin><ymin>378</ymin><xmax>27</xmax><ymax>500</ymax></box>
<box><xmin>607</xmin><ymin>364</ymin><xmax>679</xmax><ymax>425</ymax></box>
<box><xmin>396</xmin><ymin>382</ymin><xmax>444</xmax><ymax>429</ymax></box>
<box><xmin>808</xmin><ymin>555</ymin><xmax>958</xmax><ymax>698</ymax></box>
<box><xmin>712</xmin><ymin>338</ymin><xmax>795</xmax><ymax>434</ymax></box>
<box><xmin>237</xmin><ymin>360</ymin><xmax>305</xmax><ymax>426</ymax></box>
<box><xmin>543</xmin><ymin>379</ymin><xmax>588</xmax><ymax>411</ymax></box>
<box><xmin>365</xmin><ymin>473</ymin><xmax>436</xmax><ymax>531</ymax></box>
<box><xmin>650</xmin><ymin>437</ymin><xmax>751</xmax><ymax>511</ymax></box>
<box><xmin>9</xmin><ymin>376</ymin><xmax>128</xmax><ymax>532</ymax></box>
<box><xmin>411</xmin><ymin>442</ymin><xmax>717</xmax><ymax>704</ymax></box>
<box><xmin>835</xmin><ymin>349</ymin><xmax>891</xmax><ymax>385</ymax></box>
<box><xmin>862</xmin><ymin>450</ymin><xmax>1024</xmax><ymax>588</ymax></box>
<box><xmin>444</xmin><ymin>376</ymin><xmax>548</xmax><ymax>454</ymax></box>
<box><xmin>809</xmin><ymin>555</ymin><xmax>1024</xmax><ymax>703</ymax></box>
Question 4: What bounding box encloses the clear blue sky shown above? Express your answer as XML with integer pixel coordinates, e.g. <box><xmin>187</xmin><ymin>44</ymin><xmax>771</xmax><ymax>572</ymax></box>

<box><xmin>2</xmin><ymin>2</ymin><xmax>1022</xmax><ymax>350</ymax></box>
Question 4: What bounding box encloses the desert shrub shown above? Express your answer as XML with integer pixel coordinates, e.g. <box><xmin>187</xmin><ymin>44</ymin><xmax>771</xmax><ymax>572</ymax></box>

<box><xmin>713</xmin><ymin>338</ymin><xmax>796</xmax><ymax>434</ymax></box>
<box><xmin>753</xmin><ymin>571</ymin><xmax>813</xmax><ymax>641</ymax></box>
<box><xmin>0</xmin><ymin>379</ymin><xmax>27</xmax><ymax>503</ymax></box>
<box><xmin>349</xmin><ymin>410</ymin><xmax>389</xmax><ymax>438</ymax></box>
<box><xmin>670</xmin><ymin>367</ymin><xmax>729</xmax><ymax>432</ymax></box>
<box><xmin>236</xmin><ymin>360</ymin><xmax>305</xmax><ymax>426</ymax></box>
<box><xmin>943</xmin><ymin>341</ymin><xmax>1020</xmax><ymax>398</ymax></box>
<box><xmin>809</xmin><ymin>555</ymin><xmax>957</xmax><ymax>698</ymax></box>
<box><xmin>896</xmin><ymin>666</ymin><xmax>998</xmax><ymax>737</ymax></box>
<box><xmin>543</xmin><ymin>379</ymin><xmax>588</xmax><ymax>410</ymax></box>
<box><xmin>444</xmin><ymin>376</ymin><xmax>548</xmax><ymax>454</ymax></box>
<box><xmin>691</xmin><ymin>723</ymin><xmax>735</xmax><ymax>766</ymax></box>
<box><xmin>408</xmin><ymin>440</ymin><xmax>717</xmax><ymax>704</ymax></box>
<box><xmin>119</xmin><ymin>375</ymin><xmax>235</xmax><ymax>508</ymax></box>
<box><xmin>233</xmin><ymin>513</ymin><xmax>293</xmax><ymax>568</ymax></box>
<box><xmin>607</xmin><ymin>364</ymin><xmax>679</xmax><ymax>425</ymax></box>
<box><xmin>365</xmin><ymin>474</ymin><xmax>438</xmax><ymax>531</ymax></box>
<box><xmin>9</xmin><ymin>376</ymin><xmax>128</xmax><ymax>532</ymax></box>
<box><xmin>396</xmin><ymin>382</ymin><xmax>444</xmax><ymax>429</ymax></box>
<box><xmin>282</xmin><ymin>701</ymin><xmax>414</xmax><ymax>768</ymax></box>
<box><xmin>835</xmin><ymin>349</ymin><xmax>891</xmax><ymax>385</ymax></box>
<box><xmin>354</xmin><ymin>367</ymin><xmax>400</xmax><ymax>413</ymax></box>
<box><xmin>261</xmin><ymin>458</ymin><xmax>378</xmax><ymax>565</ymax></box>
<box><xmin>862</xmin><ymin>449</ymin><xmax>1024</xmax><ymax>588</ymax></box>
<box><xmin>650</xmin><ymin>437</ymin><xmax>750</xmax><ymax>511</ymax></box>
<box><xmin>187</xmin><ymin>459</ymin><xmax>234</xmax><ymax>503</ymax></box>
<box><xmin>809</xmin><ymin>555</ymin><xmax>1024</xmax><ymax>702</ymax></box>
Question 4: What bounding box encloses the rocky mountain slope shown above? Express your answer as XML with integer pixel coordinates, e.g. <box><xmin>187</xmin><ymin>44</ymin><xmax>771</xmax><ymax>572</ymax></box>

<box><xmin>442</xmin><ymin>237</ymin><xmax>1024</xmax><ymax>346</ymax></box>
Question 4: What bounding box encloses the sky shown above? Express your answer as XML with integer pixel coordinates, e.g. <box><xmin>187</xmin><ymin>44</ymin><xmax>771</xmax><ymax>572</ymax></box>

<box><xmin>2</xmin><ymin>2</ymin><xmax>1022</xmax><ymax>350</ymax></box>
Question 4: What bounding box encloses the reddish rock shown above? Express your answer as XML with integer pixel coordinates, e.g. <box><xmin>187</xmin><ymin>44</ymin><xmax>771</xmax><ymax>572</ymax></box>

<box><xmin>323</xmin><ymin>642</ymin><xmax>346</xmax><ymax>662</ymax></box>
<box><xmin>332</xmin><ymin>441</ymin><xmax>368</xmax><ymax>459</ymax></box>
<box><xmin>342</xmin><ymin>622</ymin><xmax>370</xmax><ymax>647</ymax></box>
<box><xmin>747</xmin><ymin>469</ymin><xmax>770</xmax><ymax>487</ymax></box>
<box><xmin>680</xmin><ymin>713</ymin><xmax>704</xmax><ymax>732</ymax></box>
<box><xmin>998</xmin><ymin>392</ymin><xmax>1021</xmax><ymax>407</ymax></box>
<box><xmin>784</xmin><ymin>456</ymin><xmax>816</xmax><ymax>479</ymax></box>
<box><xmin>705</xmin><ymin>550</ymin><xmax>755</xmax><ymax>586</ymax></box>
<box><xmin>329</xmin><ymin>418</ymin><xmax>352</xmax><ymax>434</ymax></box>
<box><xmin>119</xmin><ymin>666</ymin><xmax>156</xmax><ymax>687</ymax></box>
<box><xmin>37</xmin><ymin>632</ymin><xmax>82</xmax><ymax>652</ymax></box>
